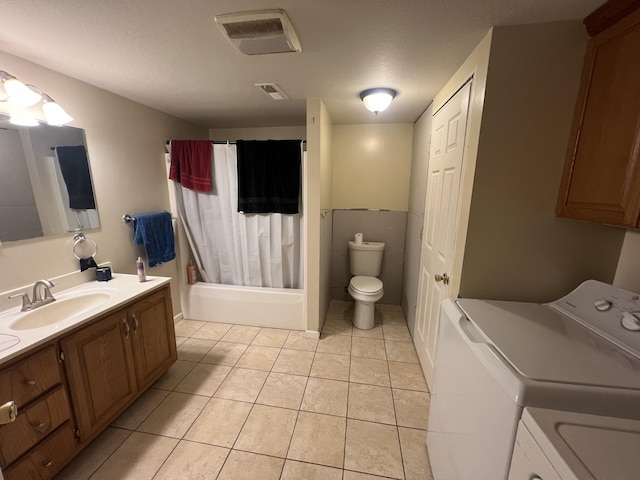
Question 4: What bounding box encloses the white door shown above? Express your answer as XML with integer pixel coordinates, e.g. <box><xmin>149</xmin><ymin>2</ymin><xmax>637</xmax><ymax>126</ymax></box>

<box><xmin>414</xmin><ymin>81</ymin><xmax>471</xmax><ymax>387</ymax></box>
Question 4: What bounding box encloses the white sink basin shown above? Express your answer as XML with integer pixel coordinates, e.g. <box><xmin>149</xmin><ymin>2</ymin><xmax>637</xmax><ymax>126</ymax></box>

<box><xmin>9</xmin><ymin>292</ymin><xmax>112</xmax><ymax>330</ymax></box>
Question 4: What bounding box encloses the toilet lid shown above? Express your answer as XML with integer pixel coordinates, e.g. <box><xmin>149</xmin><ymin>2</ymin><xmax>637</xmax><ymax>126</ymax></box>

<box><xmin>350</xmin><ymin>276</ymin><xmax>383</xmax><ymax>294</ymax></box>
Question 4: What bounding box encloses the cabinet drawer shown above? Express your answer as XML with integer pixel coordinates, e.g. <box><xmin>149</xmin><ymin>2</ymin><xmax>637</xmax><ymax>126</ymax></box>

<box><xmin>4</xmin><ymin>422</ymin><xmax>76</xmax><ymax>480</ymax></box>
<box><xmin>0</xmin><ymin>386</ymin><xmax>71</xmax><ymax>466</ymax></box>
<box><xmin>0</xmin><ymin>347</ymin><xmax>62</xmax><ymax>407</ymax></box>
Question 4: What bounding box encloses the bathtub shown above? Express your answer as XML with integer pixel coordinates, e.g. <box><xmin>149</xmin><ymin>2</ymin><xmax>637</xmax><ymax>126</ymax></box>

<box><xmin>181</xmin><ymin>282</ymin><xmax>305</xmax><ymax>331</ymax></box>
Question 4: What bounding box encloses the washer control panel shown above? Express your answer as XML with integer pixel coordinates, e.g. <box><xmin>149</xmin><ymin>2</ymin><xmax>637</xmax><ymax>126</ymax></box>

<box><xmin>549</xmin><ymin>280</ymin><xmax>640</xmax><ymax>357</ymax></box>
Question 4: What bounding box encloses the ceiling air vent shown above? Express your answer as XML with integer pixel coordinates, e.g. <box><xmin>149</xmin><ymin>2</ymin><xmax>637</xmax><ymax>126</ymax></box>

<box><xmin>214</xmin><ymin>9</ymin><xmax>302</xmax><ymax>55</ymax></box>
<box><xmin>255</xmin><ymin>83</ymin><xmax>289</xmax><ymax>100</ymax></box>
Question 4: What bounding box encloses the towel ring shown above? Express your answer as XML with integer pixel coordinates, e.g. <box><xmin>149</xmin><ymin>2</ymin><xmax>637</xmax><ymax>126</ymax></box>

<box><xmin>73</xmin><ymin>232</ymin><xmax>98</xmax><ymax>260</ymax></box>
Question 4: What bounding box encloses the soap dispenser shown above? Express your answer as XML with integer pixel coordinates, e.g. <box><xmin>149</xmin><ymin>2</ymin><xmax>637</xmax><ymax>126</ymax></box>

<box><xmin>136</xmin><ymin>257</ymin><xmax>146</xmax><ymax>282</ymax></box>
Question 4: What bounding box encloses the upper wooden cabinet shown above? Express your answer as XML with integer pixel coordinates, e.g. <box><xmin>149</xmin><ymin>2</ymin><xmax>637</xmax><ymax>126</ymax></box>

<box><xmin>556</xmin><ymin>0</ymin><xmax>640</xmax><ymax>227</ymax></box>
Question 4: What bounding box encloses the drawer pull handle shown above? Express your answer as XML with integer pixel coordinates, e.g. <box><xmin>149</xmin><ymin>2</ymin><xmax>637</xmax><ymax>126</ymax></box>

<box><xmin>132</xmin><ymin>314</ymin><xmax>139</xmax><ymax>332</ymax></box>
<box><xmin>25</xmin><ymin>379</ymin><xmax>37</xmax><ymax>386</ymax></box>
<box><xmin>122</xmin><ymin>318</ymin><xmax>130</xmax><ymax>338</ymax></box>
<box><xmin>34</xmin><ymin>421</ymin><xmax>47</xmax><ymax>429</ymax></box>
<box><xmin>44</xmin><ymin>459</ymin><xmax>54</xmax><ymax>468</ymax></box>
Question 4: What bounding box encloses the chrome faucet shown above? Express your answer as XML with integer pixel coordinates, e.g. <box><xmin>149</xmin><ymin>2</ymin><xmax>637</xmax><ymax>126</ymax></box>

<box><xmin>32</xmin><ymin>280</ymin><xmax>55</xmax><ymax>305</ymax></box>
<box><xmin>8</xmin><ymin>279</ymin><xmax>56</xmax><ymax>312</ymax></box>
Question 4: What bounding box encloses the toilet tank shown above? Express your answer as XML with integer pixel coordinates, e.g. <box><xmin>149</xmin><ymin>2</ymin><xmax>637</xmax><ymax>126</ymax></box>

<box><xmin>348</xmin><ymin>241</ymin><xmax>385</xmax><ymax>276</ymax></box>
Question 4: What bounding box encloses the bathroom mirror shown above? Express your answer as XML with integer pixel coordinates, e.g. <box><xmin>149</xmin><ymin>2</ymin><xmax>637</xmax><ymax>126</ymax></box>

<box><xmin>0</xmin><ymin>117</ymin><xmax>100</xmax><ymax>242</ymax></box>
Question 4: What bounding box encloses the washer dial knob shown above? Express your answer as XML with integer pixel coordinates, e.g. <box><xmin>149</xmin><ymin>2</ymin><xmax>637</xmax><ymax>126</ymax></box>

<box><xmin>621</xmin><ymin>312</ymin><xmax>640</xmax><ymax>331</ymax></box>
<box><xmin>594</xmin><ymin>299</ymin><xmax>612</xmax><ymax>312</ymax></box>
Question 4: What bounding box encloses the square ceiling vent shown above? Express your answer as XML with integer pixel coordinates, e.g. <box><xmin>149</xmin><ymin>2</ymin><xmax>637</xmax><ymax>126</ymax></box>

<box><xmin>214</xmin><ymin>9</ymin><xmax>302</xmax><ymax>55</ymax></box>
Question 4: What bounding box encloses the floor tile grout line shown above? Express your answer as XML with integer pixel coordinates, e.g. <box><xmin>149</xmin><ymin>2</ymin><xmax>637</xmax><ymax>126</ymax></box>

<box><xmin>84</xmin><ymin>427</ymin><xmax>133</xmax><ymax>479</ymax></box>
<box><xmin>88</xmin><ymin>307</ymin><xmax>424</xmax><ymax>479</ymax></box>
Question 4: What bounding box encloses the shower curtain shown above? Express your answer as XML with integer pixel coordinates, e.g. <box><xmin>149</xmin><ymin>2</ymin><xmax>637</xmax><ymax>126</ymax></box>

<box><xmin>175</xmin><ymin>143</ymin><xmax>303</xmax><ymax>289</ymax></box>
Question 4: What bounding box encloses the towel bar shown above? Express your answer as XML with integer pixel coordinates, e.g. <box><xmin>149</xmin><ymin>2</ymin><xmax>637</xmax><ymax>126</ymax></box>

<box><xmin>123</xmin><ymin>213</ymin><xmax>176</xmax><ymax>223</ymax></box>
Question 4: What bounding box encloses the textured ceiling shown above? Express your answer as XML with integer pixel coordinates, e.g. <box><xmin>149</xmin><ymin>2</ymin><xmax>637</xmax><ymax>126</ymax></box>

<box><xmin>0</xmin><ymin>0</ymin><xmax>606</xmax><ymax>128</ymax></box>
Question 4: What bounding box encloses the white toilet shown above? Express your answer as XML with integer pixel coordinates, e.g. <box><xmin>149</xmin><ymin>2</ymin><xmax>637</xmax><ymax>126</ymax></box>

<box><xmin>347</xmin><ymin>240</ymin><xmax>385</xmax><ymax>330</ymax></box>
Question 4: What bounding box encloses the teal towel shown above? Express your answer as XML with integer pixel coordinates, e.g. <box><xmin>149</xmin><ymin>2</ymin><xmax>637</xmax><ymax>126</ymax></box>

<box><xmin>133</xmin><ymin>212</ymin><xmax>175</xmax><ymax>268</ymax></box>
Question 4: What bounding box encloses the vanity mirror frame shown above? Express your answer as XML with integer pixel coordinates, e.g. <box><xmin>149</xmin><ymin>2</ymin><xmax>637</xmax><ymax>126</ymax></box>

<box><xmin>0</xmin><ymin>117</ymin><xmax>100</xmax><ymax>243</ymax></box>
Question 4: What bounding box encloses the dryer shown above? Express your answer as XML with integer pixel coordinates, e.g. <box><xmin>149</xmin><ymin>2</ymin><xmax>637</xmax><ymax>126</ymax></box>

<box><xmin>426</xmin><ymin>280</ymin><xmax>640</xmax><ymax>480</ymax></box>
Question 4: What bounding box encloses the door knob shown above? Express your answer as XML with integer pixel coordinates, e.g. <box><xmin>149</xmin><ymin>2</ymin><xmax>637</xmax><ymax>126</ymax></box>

<box><xmin>434</xmin><ymin>273</ymin><xmax>450</xmax><ymax>285</ymax></box>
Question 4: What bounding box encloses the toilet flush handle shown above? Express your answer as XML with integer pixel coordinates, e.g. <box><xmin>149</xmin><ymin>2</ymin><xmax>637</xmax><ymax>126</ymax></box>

<box><xmin>434</xmin><ymin>273</ymin><xmax>450</xmax><ymax>286</ymax></box>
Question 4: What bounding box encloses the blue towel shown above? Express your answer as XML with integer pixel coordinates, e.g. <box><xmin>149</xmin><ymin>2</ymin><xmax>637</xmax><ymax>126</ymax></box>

<box><xmin>133</xmin><ymin>212</ymin><xmax>175</xmax><ymax>268</ymax></box>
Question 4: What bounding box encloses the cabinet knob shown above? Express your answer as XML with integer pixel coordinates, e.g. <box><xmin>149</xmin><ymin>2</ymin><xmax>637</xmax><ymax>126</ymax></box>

<box><xmin>43</xmin><ymin>459</ymin><xmax>54</xmax><ymax>468</ymax></box>
<box><xmin>25</xmin><ymin>379</ymin><xmax>36</xmax><ymax>386</ymax></box>
<box><xmin>34</xmin><ymin>421</ymin><xmax>47</xmax><ymax>430</ymax></box>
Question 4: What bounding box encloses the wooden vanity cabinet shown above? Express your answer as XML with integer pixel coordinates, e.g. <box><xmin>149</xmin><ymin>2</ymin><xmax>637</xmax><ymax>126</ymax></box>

<box><xmin>0</xmin><ymin>345</ymin><xmax>76</xmax><ymax>480</ymax></box>
<box><xmin>556</xmin><ymin>0</ymin><xmax>640</xmax><ymax>227</ymax></box>
<box><xmin>0</xmin><ymin>283</ymin><xmax>176</xmax><ymax>478</ymax></box>
<box><xmin>128</xmin><ymin>287</ymin><xmax>177</xmax><ymax>391</ymax></box>
<box><xmin>61</xmin><ymin>285</ymin><xmax>176</xmax><ymax>444</ymax></box>
<box><xmin>60</xmin><ymin>307</ymin><xmax>139</xmax><ymax>443</ymax></box>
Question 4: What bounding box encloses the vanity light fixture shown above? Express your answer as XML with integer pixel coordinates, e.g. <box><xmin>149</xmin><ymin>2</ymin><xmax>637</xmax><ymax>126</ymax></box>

<box><xmin>360</xmin><ymin>88</ymin><xmax>397</xmax><ymax>114</ymax></box>
<box><xmin>0</xmin><ymin>71</ymin><xmax>41</xmax><ymax>107</ymax></box>
<box><xmin>9</xmin><ymin>112</ymin><xmax>39</xmax><ymax>127</ymax></box>
<box><xmin>42</xmin><ymin>94</ymin><xmax>73</xmax><ymax>126</ymax></box>
<box><xmin>0</xmin><ymin>70</ymin><xmax>73</xmax><ymax>126</ymax></box>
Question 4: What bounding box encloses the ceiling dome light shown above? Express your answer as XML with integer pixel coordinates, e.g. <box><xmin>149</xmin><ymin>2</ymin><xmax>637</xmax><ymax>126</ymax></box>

<box><xmin>360</xmin><ymin>88</ymin><xmax>397</xmax><ymax>114</ymax></box>
<box><xmin>42</xmin><ymin>96</ymin><xmax>73</xmax><ymax>126</ymax></box>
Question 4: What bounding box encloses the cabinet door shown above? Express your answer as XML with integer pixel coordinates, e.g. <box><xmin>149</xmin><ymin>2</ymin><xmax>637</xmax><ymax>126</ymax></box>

<box><xmin>556</xmin><ymin>7</ymin><xmax>640</xmax><ymax>227</ymax></box>
<box><xmin>61</xmin><ymin>309</ymin><xmax>137</xmax><ymax>442</ymax></box>
<box><xmin>129</xmin><ymin>286</ymin><xmax>177</xmax><ymax>390</ymax></box>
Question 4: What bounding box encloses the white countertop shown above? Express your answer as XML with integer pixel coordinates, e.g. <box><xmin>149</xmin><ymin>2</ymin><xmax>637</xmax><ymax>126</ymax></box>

<box><xmin>0</xmin><ymin>273</ymin><xmax>170</xmax><ymax>365</ymax></box>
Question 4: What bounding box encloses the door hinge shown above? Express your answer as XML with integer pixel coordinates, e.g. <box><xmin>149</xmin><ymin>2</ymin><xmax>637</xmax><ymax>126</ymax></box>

<box><xmin>58</xmin><ymin>350</ymin><xmax>65</xmax><ymax>362</ymax></box>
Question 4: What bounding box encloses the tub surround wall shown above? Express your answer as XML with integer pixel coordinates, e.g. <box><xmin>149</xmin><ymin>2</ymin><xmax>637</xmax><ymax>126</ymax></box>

<box><xmin>0</xmin><ymin>49</ymin><xmax>208</xmax><ymax>314</ymax></box>
<box><xmin>331</xmin><ymin>209</ymin><xmax>407</xmax><ymax>305</ymax></box>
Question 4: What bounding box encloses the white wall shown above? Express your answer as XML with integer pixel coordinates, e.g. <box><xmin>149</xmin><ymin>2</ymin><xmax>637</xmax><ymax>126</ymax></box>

<box><xmin>615</xmin><ymin>231</ymin><xmax>640</xmax><ymax>292</ymax></box>
<box><xmin>319</xmin><ymin>103</ymin><xmax>334</xmax><ymax>327</ymax></box>
<box><xmin>209</xmin><ymin>126</ymin><xmax>306</xmax><ymax>140</ymax></box>
<box><xmin>305</xmin><ymin>99</ymin><xmax>325</xmax><ymax>333</ymax></box>
<box><xmin>403</xmin><ymin>104</ymin><xmax>433</xmax><ymax>335</ymax></box>
<box><xmin>457</xmin><ymin>22</ymin><xmax>625</xmax><ymax>302</ymax></box>
<box><xmin>332</xmin><ymin>124</ymin><xmax>413</xmax><ymax>210</ymax></box>
<box><xmin>0</xmin><ymin>50</ymin><xmax>208</xmax><ymax>313</ymax></box>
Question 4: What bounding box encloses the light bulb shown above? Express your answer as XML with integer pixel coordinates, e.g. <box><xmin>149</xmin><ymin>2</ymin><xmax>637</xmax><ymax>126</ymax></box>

<box><xmin>9</xmin><ymin>112</ymin><xmax>39</xmax><ymax>126</ymax></box>
<box><xmin>3</xmin><ymin>78</ymin><xmax>41</xmax><ymax>108</ymax></box>
<box><xmin>43</xmin><ymin>100</ymin><xmax>73</xmax><ymax>126</ymax></box>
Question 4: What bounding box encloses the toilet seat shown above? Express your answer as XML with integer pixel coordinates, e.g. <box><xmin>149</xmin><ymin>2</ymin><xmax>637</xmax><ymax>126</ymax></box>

<box><xmin>349</xmin><ymin>276</ymin><xmax>383</xmax><ymax>295</ymax></box>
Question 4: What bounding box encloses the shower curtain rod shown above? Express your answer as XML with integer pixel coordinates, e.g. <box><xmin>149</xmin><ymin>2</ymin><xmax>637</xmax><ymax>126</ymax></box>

<box><xmin>165</xmin><ymin>140</ymin><xmax>306</xmax><ymax>145</ymax></box>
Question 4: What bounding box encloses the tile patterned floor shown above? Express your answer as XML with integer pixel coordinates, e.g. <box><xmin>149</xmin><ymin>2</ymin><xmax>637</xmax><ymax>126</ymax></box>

<box><xmin>57</xmin><ymin>301</ymin><xmax>434</xmax><ymax>480</ymax></box>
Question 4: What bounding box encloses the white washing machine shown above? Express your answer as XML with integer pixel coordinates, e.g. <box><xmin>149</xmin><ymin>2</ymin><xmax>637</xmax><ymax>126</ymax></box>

<box><xmin>426</xmin><ymin>280</ymin><xmax>640</xmax><ymax>480</ymax></box>
<box><xmin>509</xmin><ymin>407</ymin><xmax>640</xmax><ymax>480</ymax></box>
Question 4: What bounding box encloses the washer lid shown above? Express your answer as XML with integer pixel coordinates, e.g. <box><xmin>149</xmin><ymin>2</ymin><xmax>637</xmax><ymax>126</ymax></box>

<box><xmin>350</xmin><ymin>276</ymin><xmax>383</xmax><ymax>294</ymax></box>
<box><xmin>456</xmin><ymin>299</ymin><xmax>640</xmax><ymax>390</ymax></box>
<box><xmin>523</xmin><ymin>407</ymin><xmax>640</xmax><ymax>480</ymax></box>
